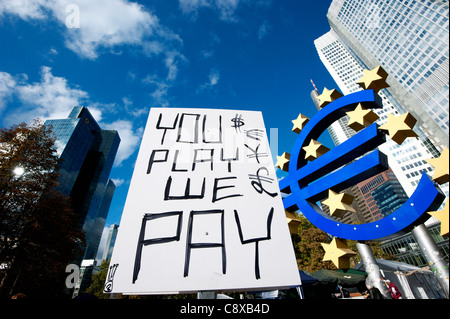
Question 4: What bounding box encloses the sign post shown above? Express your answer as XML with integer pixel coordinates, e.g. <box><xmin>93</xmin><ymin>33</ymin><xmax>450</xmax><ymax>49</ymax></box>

<box><xmin>104</xmin><ymin>108</ymin><xmax>301</xmax><ymax>295</ymax></box>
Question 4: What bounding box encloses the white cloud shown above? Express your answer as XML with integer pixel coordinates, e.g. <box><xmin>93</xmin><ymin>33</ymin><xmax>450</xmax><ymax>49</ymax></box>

<box><xmin>209</xmin><ymin>68</ymin><xmax>220</xmax><ymax>86</ymax></box>
<box><xmin>122</xmin><ymin>96</ymin><xmax>148</xmax><ymax>118</ymax></box>
<box><xmin>258</xmin><ymin>20</ymin><xmax>270</xmax><ymax>40</ymax></box>
<box><xmin>0</xmin><ymin>0</ymin><xmax>51</xmax><ymax>20</ymax></box>
<box><xmin>179</xmin><ymin>0</ymin><xmax>240</xmax><ymax>22</ymax></box>
<box><xmin>103</xmin><ymin>119</ymin><xmax>143</xmax><ymax>166</ymax></box>
<box><xmin>3</xmin><ymin>66</ymin><xmax>89</xmax><ymax>124</ymax></box>
<box><xmin>142</xmin><ymin>74</ymin><xmax>171</xmax><ymax>107</ymax></box>
<box><xmin>0</xmin><ymin>67</ymin><xmax>141</xmax><ymax>165</ymax></box>
<box><xmin>111</xmin><ymin>178</ymin><xmax>125</xmax><ymax>187</ymax></box>
<box><xmin>55</xmin><ymin>0</ymin><xmax>159</xmax><ymax>59</ymax></box>
<box><xmin>0</xmin><ymin>0</ymin><xmax>179</xmax><ymax>60</ymax></box>
<box><xmin>0</xmin><ymin>71</ymin><xmax>16</xmax><ymax>114</ymax></box>
<box><xmin>197</xmin><ymin>68</ymin><xmax>220</xmax><ymax>93</ymax></box>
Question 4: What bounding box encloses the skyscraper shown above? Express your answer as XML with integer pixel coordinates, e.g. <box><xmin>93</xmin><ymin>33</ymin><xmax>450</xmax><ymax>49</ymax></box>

<box><xmin>358</xmin><ymin>168</ymin><xmax>408</xmax><ymax>220</ymax></box>
<box><xmin>314</xmin><ymin>1</ymin><xmax>449</xmax><ymax>265</ymax></box>
<box><xmin>44</xmin><ymin>106</ymin><xmax>120</xmax><ymax>260</ymax></box>
<box><xmin>314</xmin><ymin>29</ymin><xmax>448</xmax><ymax>201</ymax></box>
<box><xmin>327</xmin><ymin>0</ymin><xmax>449</xmax><ymax>152</ymax></box>
<box><xmin>102</xmin><ymin>224</ymin><xmax>119</xmax><ymax>262</ymax></box>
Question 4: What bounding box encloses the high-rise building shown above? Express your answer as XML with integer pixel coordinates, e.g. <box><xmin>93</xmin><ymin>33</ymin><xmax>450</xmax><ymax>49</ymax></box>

<box><xmin>102</xmin><ymin>224</ymin><xmax>119</xmax><ymax>262</ymax></box>
<box><xmin>358</xmin><ymin>168</ymin><xmax>408</xmax><ymax>221</ymax></box>
<box><xmin>314</xmin><ymin>29</ymin><xmax>448</xmax><ymax>201</ymax></box>
<box><xmin>326</xmin><ymin>0</ymin><xmax>449</xmax><ymax>153</ymax></box>
<box><xmin>314</xmin><ymin>1</ymin><xmax>449</xmax><ymax>265</ymax></box>
<box><xmin>44</xmin><ymin>106</ymin><xmax>120</xmax><ymax>260</ymax></box>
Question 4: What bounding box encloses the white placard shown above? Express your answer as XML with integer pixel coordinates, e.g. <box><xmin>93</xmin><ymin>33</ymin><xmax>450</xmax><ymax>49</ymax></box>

<box><xmin>105</xmin><ymin>108</ymin><xmax>301</xmax><ymax>294</ymax></box>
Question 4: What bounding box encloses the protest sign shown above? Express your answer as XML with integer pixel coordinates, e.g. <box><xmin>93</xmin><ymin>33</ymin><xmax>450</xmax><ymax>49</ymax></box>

<box><xmin>105</xmin><ymin>108</ymin><xmax>301</xmax><ymax>294</ymax></box>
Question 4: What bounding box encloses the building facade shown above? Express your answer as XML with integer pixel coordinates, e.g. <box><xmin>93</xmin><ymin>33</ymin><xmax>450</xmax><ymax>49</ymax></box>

<box><xmin>314</xmin><ymin>0</ymin><xmax>449</xmax><ymax>265</ymax></box>
<box><xmin>45</xmin><ymin>106</ymin><xmax>120</xmax><ymax>261</ymax></box>
<box><xmin>314</xmin><ymin>28</ymin><xmax>448</xmax><ymax>201</ymax></box>
<box><xmin>357</xmin><ymin>168</ymin><xmax>408</xmax><ymax>221</ymax></box>
<box><xmin>381</xmin><ymin>223</ymin><xmax>449</xmax><ymax>267</ymax></box>
<box><xmin>102</xmin><ymin>224</ymin><xmax>119</xmax><ymax>262</ymax></box>
<box><xmin>327</xmin><ymin>0</ymin><xmax>449</xmax><ymax>153</ymax></box>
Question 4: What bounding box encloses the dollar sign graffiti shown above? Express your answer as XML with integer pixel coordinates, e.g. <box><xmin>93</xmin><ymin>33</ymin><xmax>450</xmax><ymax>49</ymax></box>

<box><xmin>231</xmin><ymin>114</ymin><xmax>245</xmax><ymax>132</ymax></box>
<box><xmin>280</xmin><ymin>89</ymin><xmax>445</xmax><ymax>241</ymax></box>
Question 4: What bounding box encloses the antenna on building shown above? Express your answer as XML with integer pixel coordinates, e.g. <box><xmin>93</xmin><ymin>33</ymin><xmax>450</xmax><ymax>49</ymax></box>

<box><xmin>310</xmin><ymin>79</ymin><xmax>318</xmax><ymax>91</ymax></box>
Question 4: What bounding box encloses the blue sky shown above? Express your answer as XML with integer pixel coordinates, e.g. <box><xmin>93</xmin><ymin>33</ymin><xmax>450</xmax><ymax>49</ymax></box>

<box><xmin>0</xmin><ymin>0</ymin><xmax>338</xmax><ymax>241</ymax></box>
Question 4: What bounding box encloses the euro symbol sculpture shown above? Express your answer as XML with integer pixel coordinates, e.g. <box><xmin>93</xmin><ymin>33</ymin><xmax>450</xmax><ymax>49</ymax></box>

<box><xmin>279</xmin><ymin>89</ymin><xmax>445</xmax><ymax>241</ymax></box>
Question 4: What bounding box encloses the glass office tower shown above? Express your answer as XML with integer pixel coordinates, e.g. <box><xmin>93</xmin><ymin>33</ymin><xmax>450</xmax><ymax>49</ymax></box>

<box><xmin>102</xmin><ymin>224</ymin><xmax>119</xmax><ymax>262</ymax></box>
<box><xmin>45</xmin><ymin>106</ymin><xmax>120</xmax><ymax>260</ymax></box>
<box><xmin>313</xmin><ymin>29</ymin><xmax>444</xmax><ymax>199</ymax></box>
<box><xmin>327</xmin><ymin>0</ymin><xmax>449</xmax><ymax>152</ymax></box>
<box><xmin>316</xmin><ymin>0</ymin><xmax>449</xmax><ymax>266</ymax></box>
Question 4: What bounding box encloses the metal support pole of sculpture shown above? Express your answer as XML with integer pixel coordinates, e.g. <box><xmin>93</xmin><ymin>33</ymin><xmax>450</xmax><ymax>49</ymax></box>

<box><xmin>411</xmin><ymin>223</ymin><xmax>449</xmax><ymax>298</ymax></box>
<box><xmin>356</xmin><ymin>242</ymin><xmax>391</xmax><ymax>299</ymax></box>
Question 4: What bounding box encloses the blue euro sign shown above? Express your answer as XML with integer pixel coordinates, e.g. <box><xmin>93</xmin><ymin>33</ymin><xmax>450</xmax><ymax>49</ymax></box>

<box><xmin>280</xmin><ymin>90</ymin><xmax>445</xmax><ymax>241</ymax></box>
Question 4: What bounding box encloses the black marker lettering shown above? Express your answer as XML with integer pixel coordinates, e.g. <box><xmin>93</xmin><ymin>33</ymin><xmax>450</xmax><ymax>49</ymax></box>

<box><xmin>212</xmin><ymin>176</ymin><xmax>243</xmax><ymax>203</ymax></box>
<box><xmin>249</xmin><ymin>167</ymin><xmax>278</xmax><ymax>198</ymax></box>
<box><xmin>171</xmin><ymin>149</ymin><xmax>188</xmax><ymax>172</ymax></box>
<box><xmin>220</xmin><ymin>148</ymin><xmax>239</xmax><ymax>173</ymax></box>
<box><xmin>133</xmin><ymin>211</ymin><xmax>183</xmax><ymax>284</ymax></box>
<box><xmin>203</xmin><ymin>115</ymin><xmax>222</xmax><ymax>143</ymax></box>
<box><xmin>244</xmin><ymin>143</ymin><xmax>268</xmax><ymax>164</ymax></box>
<box><xmin>177</xmin><ymin>113</ymin><xmax>200</xmax><ymax>144</ymax></box>
<box><xmin>156</xmin><ymin>113</ymin><xmax>179</xmax><ymax>145</ymax></box>
<box><xmin>164</xmin><ymin>176</ymin><xmax>206</xmax><ymax>200</ymax></box>
<box><xmin>234</xmin><ymin>207</ymin><xmax>274</xmax><ymax>279</ymax></box>
<box><xmin>184</xmin><ymin>210</ymin><xmax>226</xmax><ymax>277</ymax></box>
<box><xmin>192</xmin><ymin>149</ymin><xmax>214</xmax><ymax>171</ymax></box>
<box><xmin>147</xmin><ymin>149</ymin><xmax>169</xmax><ymax>174</ymax></box>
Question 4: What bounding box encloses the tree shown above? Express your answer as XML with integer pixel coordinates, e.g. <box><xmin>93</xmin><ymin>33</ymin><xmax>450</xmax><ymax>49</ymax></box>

<box><xmin>290</xmin><ymin>213</ymin><xmax>398</xmax><ymax>272</ymax></box>
<box><xmin>85</xmin><ymin>259</ymin><xmax>110</xmax><ymax>299</ymax></box>
<box><xmin>0</xmin><ymin>120</ymin><xmax>85</xmax><ymax>298</ymax></box>
<box><xmin>291</xmin><ymin>214</ymin><xmax>336</xmax><ymax>272</ymax></box>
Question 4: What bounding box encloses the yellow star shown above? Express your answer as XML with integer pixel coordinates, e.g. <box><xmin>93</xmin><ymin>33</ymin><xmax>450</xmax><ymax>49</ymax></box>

<box><xmin>356</xmin><ymin>65</ymin><xmax>389</xmax><ymax>93</ymax></box>
<box><xmin>275</xmin><ymin>152</ymin><xmax>290</xmax><ymax>172</ymax></box>
<box><xmin>317</xmin><ymin>87</ymin><xmax>343</xmax><ymax>108</ymax></box>
<box><xmin>285</xmin><ymin>211</ymin><xmax>301</xmax><ymax>234</ymax></box>
<box><xmin>425</xmin><ymin>148</ymin><xmax>449</xmax><ymax>185</ymax></box>
<box><xmin>378</xmin><ymin>112</ymin><xmax>418</xmax><ymax>145</ymax></box>
<box><xmin>346</xmin><ymin>103</ymin><xmax>380</xmax><ymax>132</ymax></box>
<box><xmin>303</xmin><ymin>139</ymin><xmax>330</xmax><ymax>162</ymax></box>
<box><xmin>321</xmin><ymin>237</ymin><xmax>357</xmax><ymax>269</ymax></box>
<box><xmin>291</xmin><ymin>114</ymin><xmax>309</xmax><ymax>134</ymax></box>
<box><xmin>322</xmin><ymin>189</ymin><xmax>356</xmax><ymax>219</ymax></box>
<box><xmin>428</xmin><ymin>198</ymin><xmax>449</xmax><ymax>237</ymax></box>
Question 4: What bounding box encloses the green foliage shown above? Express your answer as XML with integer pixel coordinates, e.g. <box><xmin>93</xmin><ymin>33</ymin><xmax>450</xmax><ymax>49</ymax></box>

<box><xmin>86</xmin><ymin>259</ymin><xmax>110</xmax><ymax>299</ymax></box>
<box><xmin>290</xmin><ymin>213</ymin><xmax>398</xmax><ymax>272</ymax></box>
<box><xmin>291</xmin><ymin>214</ymin><xmax>336</xmax><ymax>272</ymax></box>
